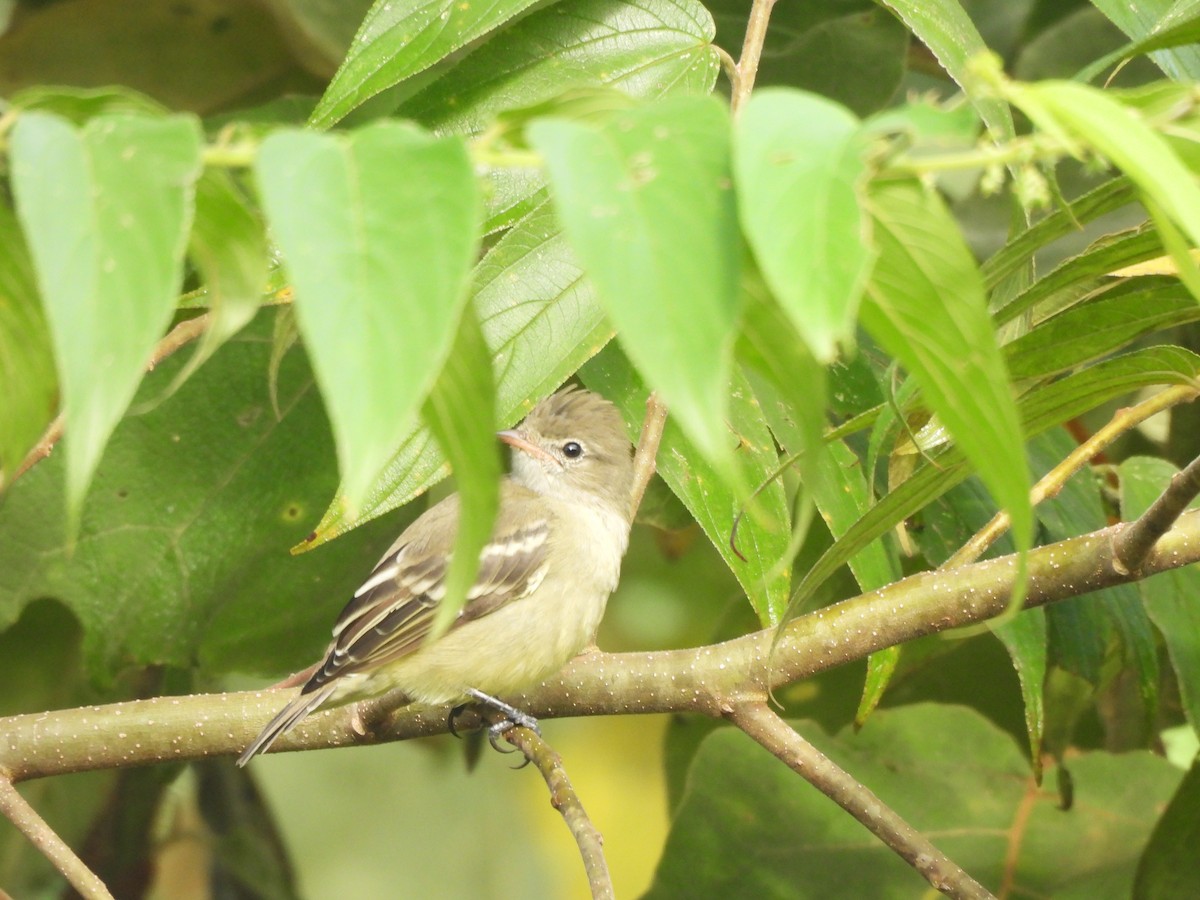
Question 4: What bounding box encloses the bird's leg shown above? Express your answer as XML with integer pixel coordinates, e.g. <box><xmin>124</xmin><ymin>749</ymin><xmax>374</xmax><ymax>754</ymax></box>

<box><xmin>464</xmin><ymin>688</ymin><xmax>542</xmax><ymax>752</ymax></box>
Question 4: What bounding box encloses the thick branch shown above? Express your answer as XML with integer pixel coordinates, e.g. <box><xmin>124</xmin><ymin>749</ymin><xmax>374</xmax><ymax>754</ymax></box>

<box><xmin>0</xmin><ymin>778</ymin><xmax>114</xmax><ymax>900</ymax></box>
<box><xmin>728</xmin><ymin>703</ymin><xmax>994</xmax><ymax>900</ymax></box>
<box><xmin>502</xmin><ymin>725</ymin><xmax>613</xmax><ymax>900</ymax></box>
<box><xmin>3</xmin><ymin>509</ymin><xmax>1200</xmax><ymax>780</ymax></box>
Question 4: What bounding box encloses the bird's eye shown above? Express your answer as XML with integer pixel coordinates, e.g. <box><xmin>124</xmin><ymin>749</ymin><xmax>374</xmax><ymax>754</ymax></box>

<box><xmin>562</xmin><ymin>441</ymin><xmax>584</xmax><ymax>459</ymax></box>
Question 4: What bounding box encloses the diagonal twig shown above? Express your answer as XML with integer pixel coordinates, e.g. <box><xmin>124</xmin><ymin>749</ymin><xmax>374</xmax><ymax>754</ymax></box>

<box><xmin>0</xmin><ymin>776</ymin><xmax>114</xmax><ymax>900</ymax></box>
<box><xmin>727</xmin><ymin>702</ymin><xmax>995</xmax><ymax>900</ymax></box>
<box><xmin>501</xmin><ymin>723</ymin><xmax>614</xmax><ymax>900</ymax></box>
<box><xmin>629</xmin><ymin>391</ymin><xmax>667</xmax><ymax>520</ymax></box>
<box><xmin>1113</xmin><ymin>451</ymin><xmax>1200</xmax><ymax>573</ymax></box>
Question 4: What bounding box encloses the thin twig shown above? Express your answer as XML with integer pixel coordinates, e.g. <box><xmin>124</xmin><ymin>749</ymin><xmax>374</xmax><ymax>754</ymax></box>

<box><xmin>629</xmin><ymin>391</ymin><xmax>667</xmax><ymax>519</ymax></box>
<box><xmin>502</xmin><ymin>724</ymin><xmax>614</xmax><ymax>900</ymax></box>
<box><xmin>728</xmin><ymin>703</ymin><xmax>996</xmax><ymax>900</ymax></box>
<box><xmin>730</xmin><ymin>0</ymin><xmax>778</xmax><ymax>116</ymax></box>
<box><xmin>945</xmin><ymin>385</ymin><xmax>1199</xmax><ymax>568</ymax></box>
<box><xmin>10</xmin><ymin>312</ymin><xmax>213</xmax><ymax>486</ymax></box>
<box><xmin>0</xmin><ymin>776</ymin><xmax>114</xmax><ymax>900</ymax></box>
<box><xmin>1113</xmin><ymin>451</ymin><xmax>1200</xmax><ymax>573</ymax></box>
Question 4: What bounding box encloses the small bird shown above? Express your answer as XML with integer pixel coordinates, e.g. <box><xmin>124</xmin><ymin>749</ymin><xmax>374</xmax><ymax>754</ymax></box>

<box><xmin>237</xmin><ymin>386</ymin><xmax>635</xmax><ymax>766</ymax></box>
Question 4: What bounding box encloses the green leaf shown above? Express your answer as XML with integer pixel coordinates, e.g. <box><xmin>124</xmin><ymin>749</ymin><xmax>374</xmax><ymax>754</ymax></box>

<box><xmin>0</xmin><ymin>312</ymin><xmax>412</xmax><ymax>678</ymax></box>
<box><xmin>862</xmin><ymin>180</ymin><xmax>1031</xmax><ymax>573</ymax></box>
<box><xmin>255</xmin><ymin>122</ymin><xmax>481</xmax><ymax>514</ymax></box>
<box><xmin>1077</xmin><ymin>4</ymin><xmax>1200</xmax><ymax>82</ymax></box>
<box><xmin>9</xmin><ymin>111</ymin><xmax>203</xmax><ymax>521</ymax></box>
<box><xmin>422</xmin><ymin>307</ymin><xmax>500</xmax><ymax>636</ymax></box>
<box><xmin>0</xmin><ymin>202</ymin><xmax>56</xmax><ymax>487</ymax></box>
<box><xmin>994</xmin><ymin>224</ymin><xmax>1161</xmax><ymax>326</ymax></box>
<box><xmin>1092</xmin><ymin>0</ymin><xmax>1200</xmax><ymax>80</ymax></box>
<box><xmin>1012</xmin><ymin>81</ymin><xmax>1200</xmax><ymax>251</ymax></box>
<box><xmin>991</xmin><ymin>610</ymin><xmax>1047</xmax><ymax>776</ymax></box>
<box><xmin>310</xmin><ymin>0</ymin><xmax>547</xmax><ymax>127</ymax></box>
<box><xmin>879</xmin><ymin>0</ymin><xmax>1015</xmax><ymax>140</ymax></box>
<box><xmin>980</xmin><ymin>177</ymin><xmax>1136</xmax><ymax>292</ymax></box>
<box><xmin>735</xmin><ymin>89</ymin><xmax>872</xmax><ymax>362</ymax></box>
<box><xmin>581</xmin><ymin>345</ymin><xmax>791</xmax><ymax>625</ymax></box>
<box><xmin>400</xmin><ymin>0</ymin><xmax>719</xmax><ymax>135</ymax></box>
<box><xmin>167</xmin><ymin>170</ymin><xmax>270</xmax><ymax>396</ymax></box>
<box><xmin>1005</xmin><ymin>284</ymin><xmax>1200</xmax><ymax>382</ymax></box>
<box><xmin>1135</xmin><ymin>755</ymin><xmax>1200</xmax><ymax>899</ymax></box>
<box><xmin>646</xmin><ymin>705</ymin><xmax>1180</xmax><ymax>898</ymax></box>
<box><xmin>302</xmin><ymin>196</ymin><xmax>612</xmax><ymax>546</ymax></box>
<box><xmin>1120</xmin><ymin>456</ymin><xmax>1200</xmax><ymax>732</ymax></box>
<box><xmin>530</xmin><ymin>96</ymin><xmax>742</xmax><ymax>471</ymax></box>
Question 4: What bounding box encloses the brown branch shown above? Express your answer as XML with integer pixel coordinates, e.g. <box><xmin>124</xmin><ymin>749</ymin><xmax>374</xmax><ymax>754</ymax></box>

<box><xmin>729</xmin><ymin>703</ymin><xmax>995</xmax><ymax>900</ymax></box>
<box><xmin>1113</xmin><ymin>451</ymin><xmax>1200</xmax><ymax>573</ymax></box>
<box><xmin>729</xmin><ymin>0</ymin><xmax>778</xmax><ymax>116</ymax></box>
<box><xmin>0</xmin><ymin>777</ymin><xmax>114</xmax><ymax>900</ymax></box>
<box><xmin>4</xmin><ymin>508</ymin><xmax>1200</xmax><ymax>781</ymax></box>
<box><xmin>945</xmin><ymin>385</ymin><xmax>1198</xmax><ymax>567</ymax></box>
<box><xmin>629</xmin><ymin>391</ymin><xmax>667</xmax><ymax>519</ymax></box>
<box><xmin>501</xmin><ymin>724</ymin><xmax>613</xmax><ymax>900</ymax></box>
<box><xmin>11</xmin><ymin>313</ymin><xmax>212</xmax><ymax>485</ymax></box>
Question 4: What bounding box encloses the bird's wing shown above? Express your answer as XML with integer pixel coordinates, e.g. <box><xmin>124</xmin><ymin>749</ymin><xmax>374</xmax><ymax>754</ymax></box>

<box><xmin>302</xmin><ymin>483</ymin><xmax>553</xmax><ymax>691</ymax></box>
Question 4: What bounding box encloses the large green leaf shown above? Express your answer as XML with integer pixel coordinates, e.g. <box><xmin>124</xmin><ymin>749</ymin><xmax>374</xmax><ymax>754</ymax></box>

<box><xmin>9</xmin><ymin>111</ymin><xmax>203</xmax><ymax>520</ymax></box>
<box><xmin>0</xmin><ymin>202</ymin><xmax>56</xmax><ymax>487</ymax></box>
<box><xmin>581</xmin><ymin>345</ymin><xmax>791</xmax><ymax>625</ymax></box>
<box><xmin>304</xmin><ymin>197</ymin><xmax>612</xmax><ymax>546</ymax></box>
<box><xmin>862</xmin><ymin>180</ymin><xmax>1031</xmax><ymax>577</ymax></box>
<box><xmin>530</xmin><ymin>96</ymin><xmax>742</xmax><ymax>470</ymax></box>
<box><xmin>401</xmin><ymin>0</ymin><xmax>718</xmax><ymax>135</ymax></box>
<box><xmin>735</xmin><ymin>89</ymin><xmax>872</xmax><ymax>362</ymax></box>
<box><xmin>310</xmin><ymin>0</ymin><xmax>548</xmax><ymax>127</ymax></box>
<box><xmin>1135</xmin><ymin>755</ymin><xmax>1200</xmax><ymax>899</ymax></box>
<box><xmin>0</xmin><ymin>313</ymin><xmax>412</xmax><ymax>678</ymax></box>
<box><xmin>646</xmin><ymin>705</ymin><xmax>1180</xmax><ymax>898</ymax></box>
<box><xmin>254</xmin><ymin>121</ymin><xmax>481</xmax><ymax>514</ymax></box>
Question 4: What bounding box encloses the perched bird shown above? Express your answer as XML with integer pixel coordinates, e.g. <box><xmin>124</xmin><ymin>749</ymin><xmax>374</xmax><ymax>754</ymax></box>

<box><xmin>237</xmin><ymin>386</ymin><xmax>635</xmax><ymax>766</ymax></box>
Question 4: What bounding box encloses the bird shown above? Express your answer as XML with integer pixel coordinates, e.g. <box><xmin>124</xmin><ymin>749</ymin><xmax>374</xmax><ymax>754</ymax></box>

<box><xmin>237</xmin><ymin>386</ymin><xmax>635</xmax><ymax>766</ymax></box>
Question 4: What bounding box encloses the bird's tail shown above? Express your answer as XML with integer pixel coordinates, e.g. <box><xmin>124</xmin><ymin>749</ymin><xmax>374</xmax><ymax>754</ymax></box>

<box><xmin>237</xmin><ymin>682</ymin><xmax>338</xmax><ymax>767</ymax></box>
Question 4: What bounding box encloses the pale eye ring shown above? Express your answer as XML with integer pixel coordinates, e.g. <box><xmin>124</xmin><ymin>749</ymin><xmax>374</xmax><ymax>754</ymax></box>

<box><xmin>562</xmin><ymin>441</ymin><xmax>584</xmax><ymax>459</ymax></box>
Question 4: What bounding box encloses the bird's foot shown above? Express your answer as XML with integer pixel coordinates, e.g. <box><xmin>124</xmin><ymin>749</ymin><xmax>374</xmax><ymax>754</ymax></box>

<box><xmin>463</xmin><ymin>688</ymin><xmax>541</xmax><ymax>753</ymax></box>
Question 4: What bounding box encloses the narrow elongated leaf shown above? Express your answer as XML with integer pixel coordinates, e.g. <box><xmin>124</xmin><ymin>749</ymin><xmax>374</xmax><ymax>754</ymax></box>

<box><xmin>304</xmin><ymin>197</ymin><xmax>612</xmax><ymax>546</ymax></box>
<box><xmin>310</xmin><ymin>0</ymin><xmax>547</xmax><ymax>127</ymax></box>
<box><xmin>0</xmin><ymin>203</ymin><xmax>56</xmax><ymax>487</ymax></box>
<box><xmin>735</xmin><ymin>89</ymin><xmax>872</xmax><ymax>362</ymax></box>
<box><xmin>1005</xmin><ymin>284</ymin><xmax>1200</xmax><ymax>381</ymax></box>
<box><xmin>1120</xmin><ymin>456</ymin><xmax>1200</xmax><ymax>732</ymax></box>
<box><xmin>422</xmin><ymin>307</ymin><xmax>499</xmax><ymax>635</ymax></box>
<box><xmin>530</xmin><ymin>96</ymin><xmax>742</xmax><ymax>470</ymax></box>
<box><xmin>1078</xmin><ymin>7</ymin><xmax>1200</xmax><ymax>82</ymax></box>
<box><xmin>169</xmin><ymin>170</ymin><xmax>269</xmax><ymax>394</ymax></box>
<box><xmin>862</xmin><ymin>179</ymin><xmax>1031</xmax><ymax>573</ymax></box>
<box><xmin>9</xmin><ymin>111</ymin><xmax>203</xmax><ymax>518</ymax></box>
<box><xmin>790</xmin><ymin>346</ymin><xmax>1200</xmax><ymax>614</ymax></box>
<box><xmin>581</xmin><ymin>345</ymin><xmax>791</xmax><ymax>625</ymax></box>
<box><xmin>1012</xmin><ymin>81</ymin><xmax>1200</xmax><ymax>251</ymax></box>
<box><xmin>255</xmin><ymin>122</ymin><xmax>481</xmax><ymax>514</ymax></box>
<box><xmin>880</xmin><ymin>0</ymin><xmax>1015</xmax><ymax>140</ymax></box>
<box><xmin>1092</xmin><ymin>0</ymin><xmax>1200</xmax><ymax>80</ymax></box>
<box><xmin>401</xmin><ymin>0</ymin><xmax>718</xmax><ymax>135</ymax></box>
<box><xmin>995</xmin><ymin>225</ymin><xmax>1161</xmax><ymax>326</ymax></box>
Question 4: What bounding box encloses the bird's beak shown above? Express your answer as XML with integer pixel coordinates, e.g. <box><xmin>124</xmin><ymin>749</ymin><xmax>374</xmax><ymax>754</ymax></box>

<box><xmin>498</xmin><ymin>429</ymin><xmax>557</xmax><ymax>464</ymax></box>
